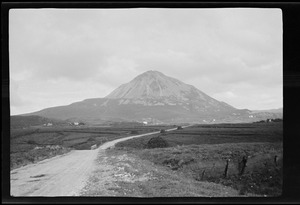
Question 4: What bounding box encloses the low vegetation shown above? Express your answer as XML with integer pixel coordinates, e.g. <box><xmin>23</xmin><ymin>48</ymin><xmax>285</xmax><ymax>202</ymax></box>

<box><xmin>146</xmin><ymin>136</ymin><xmax>168</xmax><ymax>149</ymax></box>
<box><xmin>11</xmin><ymin>145</ymin><xmax>71</xmax><ymax>170</ymax></box>
<box><xmin>81</xmin><ymin>148</ymin><xmax>241</xmax><ymax>197</ymax></box>
<box><xmin>10</xmin><ymin>115</ymin><xmax>283</xmax><ymax>196</ymax></box>
<box><xmin>10</xmin><ymin>124</ymin><xmax>173</xmax><ymax>170</ymax></box>
<box><xmin>116</xmin><ymin>122</ymin><xmax>282</xmax><ymax>149</ymax></box>
<box><xmin>115</xmin><ymin>122</ymin><xmax>283</xmax><ymax>196</ymax></box>
<box><xmin>135</xmin><ymin>143</ymin><xmax>283</xmax><ymax>196</ymax></box>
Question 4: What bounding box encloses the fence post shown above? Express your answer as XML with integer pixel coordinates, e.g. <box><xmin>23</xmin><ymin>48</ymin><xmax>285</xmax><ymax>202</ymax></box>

<box><xmin>224</xmin><ymin>159</ymin><xmax>230</xmax><ymax>178</ymax></box>
<box><xmin>274</xmin><ymin>155</ymin><xmax>278</xmax><ymax>167</ymax></box>
<box><xmin>201</xmin><ymin>169</ymin><xmax>206</xmax><ymax>181</ymax></box>
<box><xmin>239</xmin><ymin>156</ymin><xmax>248</xmax><ymax>176</ymax></box>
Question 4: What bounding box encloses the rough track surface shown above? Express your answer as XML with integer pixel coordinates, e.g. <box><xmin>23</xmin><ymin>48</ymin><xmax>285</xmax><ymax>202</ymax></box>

<box><xmin>10</xmin><ymin>127</ymin><xmax>185</xmax><ymax>196</ymax></box>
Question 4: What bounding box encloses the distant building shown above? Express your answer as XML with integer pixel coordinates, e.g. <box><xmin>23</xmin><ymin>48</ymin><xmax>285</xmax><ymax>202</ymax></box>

<box><xmin>73</xmin><ymin>122</ymin><xmax>79</xmax><ymax>126</ymax></box>
<box><xmin>143</xmin><ymin>121</ymin><xmax>148</xmax><ymax>125</ymax></box>
<box><xmin>142</xmin><ymin>117</ymin><xmax>163</xmax><ymax>125</ymax></box>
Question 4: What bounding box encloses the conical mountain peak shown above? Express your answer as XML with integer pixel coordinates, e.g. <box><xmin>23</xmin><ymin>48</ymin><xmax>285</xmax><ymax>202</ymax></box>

<box><xmin>105</xmin><ymin>70</ymin><xmax>208</xmax><ymax>101</ymax></box>
<box><xmin>28</xmin><ymin>70</ymin><xmax>252</xmax><ymax>124</ymax></box>
<box><xmin>142</xmin><ymin>70</ymin><xmax>161</xmax><ymax>74</ymax></box>
<box><xmin>133</xmin><ymin>70</ymin><xmax>166</xmax><ymax>80</ymax></box>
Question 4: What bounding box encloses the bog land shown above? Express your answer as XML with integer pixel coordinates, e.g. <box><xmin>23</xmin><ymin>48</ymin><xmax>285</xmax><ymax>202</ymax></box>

<box><xmin>10</xmin><ymin>124</ymin><xmax>174</xmax><ymax>170</ymax></box>
<box><xmin>10</xmin><ymin>121</ymin><xmax>282</xmax><ymax>197</ymax></box>
<box><xmin>110</xmin><ymin>122</ymin><xmax>283</xmax><ymax>196</ymax></box>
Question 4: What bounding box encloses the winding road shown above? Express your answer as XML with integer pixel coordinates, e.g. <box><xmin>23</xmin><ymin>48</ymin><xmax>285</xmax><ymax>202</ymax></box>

<box><xmin>10</xmin><ymin>125</ymin><xmax>192</xmax><ymax>196</ymax></box>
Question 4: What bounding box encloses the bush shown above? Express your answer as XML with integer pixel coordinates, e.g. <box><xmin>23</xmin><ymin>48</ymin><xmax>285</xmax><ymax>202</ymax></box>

<box><xmin>27</xmin><ymin>140</ymin><xmax>36</xmax><ymax>144</ymax></box>
<box><xmin>87</xmin><ymin>137</ymin><xmax>95</xmax><ymax>142</ymax></box>
<box><xmin>160</xmin><ymin>129</ymin><xmax>166</xmax><ymax>133</ymax></box>
<box><xmin>146</xmin><ymin>136</ymin><xmax>168</xmax><ymax>149</ymax></box>
<box><xmin>131</xmin><ymin>130</ymin><xmax>139</xmax><ymax>134</ymax></box>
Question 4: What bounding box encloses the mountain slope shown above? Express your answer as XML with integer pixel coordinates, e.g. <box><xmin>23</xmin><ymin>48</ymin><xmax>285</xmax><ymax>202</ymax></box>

<box><xmin>105</xmin><ymin>70</ymin><xmax>236</xmax><ymax>113</ymax></box>
<box><xmin>107</xmin><ymin>70</ymin><xmax>210</xmax><ymax>100</ymax></box>
<box><xmin>25</xmin><ymin>70</ymin><xmax>266</xmax><ymax>124</ymax></box>
<box><xmin>106</xmin><ymin>71</ymin><xmax>233</xmax><ymax>108</ymax></box>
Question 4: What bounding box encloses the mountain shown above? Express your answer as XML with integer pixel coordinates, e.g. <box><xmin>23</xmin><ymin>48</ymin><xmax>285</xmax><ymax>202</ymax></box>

<box><xmin>106</xmin><ymin>70</ymin><xmax>236</xmax><ymax>111</ymax></box>
<box><xmin>108</xmin><ymin>70</ymin><xmax>225</xmax><ymax>101</ymax></box>
<box><xmin>23</xmin><ymin>70</ymin><xmax>277</xmax><ymax>124</ymax></box>
<box><xmin>249</xmin><ymin>108</ymin><xmax>283</xmax><ymax>120</ymax></box>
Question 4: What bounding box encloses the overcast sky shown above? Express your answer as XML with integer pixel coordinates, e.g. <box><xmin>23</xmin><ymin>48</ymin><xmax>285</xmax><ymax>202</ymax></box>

<box><xmin>9</xmin><ymin>8</ymin><xmax>282</xmax><ymax>115</ymax></box>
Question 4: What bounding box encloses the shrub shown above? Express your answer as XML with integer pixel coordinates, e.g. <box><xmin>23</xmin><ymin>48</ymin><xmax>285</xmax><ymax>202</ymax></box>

<box><xmin>146</xmin><ymin>136</ymin><xmax>168</xmax><ymax>149</ymax></box>
<box><xmin>27</xmin><ymin>140</ymin><xmax>36</xmax><ymax>144</ymax></box>
<box><xmin>87</xmin><ymin>137</ymin><xmax>95</xmax><ymax>142</ymax></box>
<box><xmin>131</xmin><ymin>130</ymin><xmax>139</xmax><ymax>134</ymax></box>
<box><xmin>160</xmin><ymin>129</ymin><xmax>166</xmax><ymax>133</ymax></box>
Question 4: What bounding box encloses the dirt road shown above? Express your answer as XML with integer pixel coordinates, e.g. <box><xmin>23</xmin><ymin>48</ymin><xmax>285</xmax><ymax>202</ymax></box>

<box><xmin>10</xmin><ymin>126</ymin><xmax>188</xmax><ymax>196</ymax></box>
<box><xmin>10</xmin><ymin>149</ymin><xmax>99</xmax><ymax>196</ymax></box>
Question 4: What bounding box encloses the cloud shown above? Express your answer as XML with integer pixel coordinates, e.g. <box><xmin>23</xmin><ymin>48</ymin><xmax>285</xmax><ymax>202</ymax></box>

<box><xmin>95</xmin><ymin>56</ymin><xmax>141</xmax><ymax>88</ymax></box>
<box><xmin>10</xmin><ymin>10</ymin><xmax>110</xmax><ymax>82</ymax></box>
<box><xmin>9</xmin><ymin>8</ymin><xmax>282</xmax><ymax>114</ymax></box>
<box><xmin>211</xmin><ymin>83</ymin><xmax>283</xmax><ymax>110</ymax></box>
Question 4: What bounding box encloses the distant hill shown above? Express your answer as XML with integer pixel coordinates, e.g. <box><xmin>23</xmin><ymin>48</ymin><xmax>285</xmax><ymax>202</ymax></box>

<box><xmin>11</xmin><ymin>115</ymin><xmax>68</xmax><ymax>129</ymax></box>
<box><xmin>249</xmin><ymin>108</ymin><xmax>283</xmax><ymax>120</ymax></box>
<box><xmin>250</xmin><ymin>108</ymin><xmax>283</xmax><ymax>114</ymax></box>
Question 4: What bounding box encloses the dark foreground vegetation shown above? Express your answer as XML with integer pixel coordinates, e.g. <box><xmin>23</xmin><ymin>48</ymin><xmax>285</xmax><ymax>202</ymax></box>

<box><xmin>10</xmin><ymin>124</ymin><xmax>173</xmax><ymax>170</ymax></box>
<box><xmin>115</xmin><ymin>122</ymin><xmax>283</xmax><ymax>196</ymax></box>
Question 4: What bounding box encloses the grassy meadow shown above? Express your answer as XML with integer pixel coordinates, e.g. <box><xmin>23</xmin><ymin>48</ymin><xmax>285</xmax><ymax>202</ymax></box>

<box><xmin>10</xmin><ymin>120</ymin><xmax>283</xmax><ymax>196</ymax></box>
<box><xmin>115</xmin><ymin>122</ymin><xmax>283</xmax><ymax>196</ymax></box>
<box><xmin>10</xmin><ymin>124</ymin><xmax>173</xmax><ymax>170</ymax></box>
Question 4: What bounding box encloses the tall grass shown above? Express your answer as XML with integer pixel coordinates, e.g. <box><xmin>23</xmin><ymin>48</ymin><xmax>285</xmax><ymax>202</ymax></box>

<box><xmin>132</xmin><ymin>142</ymin><xmax>283</xmax><ymax>196</ymax></box>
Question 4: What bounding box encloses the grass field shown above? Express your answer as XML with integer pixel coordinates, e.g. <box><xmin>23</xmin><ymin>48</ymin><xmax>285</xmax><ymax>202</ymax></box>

<box><xmin>115</xmin><ymin>122</ymin><xmax>283</xmax><ymax>196</ymax></box>
<box><xmin>10</xmin><ymin>124</ymin><xmax>173</xmax><ymax>170</ymax></box>
<box><xmin>115</xmin><ymin>122</ymin><xmax>282</xmax><ymax>149</ymax></box>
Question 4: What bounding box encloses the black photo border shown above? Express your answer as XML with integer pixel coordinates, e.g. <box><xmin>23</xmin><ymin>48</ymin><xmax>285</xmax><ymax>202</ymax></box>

<box><xmin>2</xmin><ymin>1</ymin><xmax>300</xmax><ymax>204</ymax></box>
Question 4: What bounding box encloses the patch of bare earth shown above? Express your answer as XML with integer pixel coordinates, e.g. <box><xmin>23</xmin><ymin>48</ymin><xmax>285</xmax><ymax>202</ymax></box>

<box><xmin>80</xmin><ymin>149</ymin><xmax>240</xmax><ymax>197</ymax></box>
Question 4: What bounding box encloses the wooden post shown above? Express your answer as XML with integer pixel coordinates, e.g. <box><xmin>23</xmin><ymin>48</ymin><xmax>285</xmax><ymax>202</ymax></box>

<box><xmin>201</xmin><ymin>169</ymin><xmax>206</xmax><ymax>180</ymax></box>
<box><xmin>274</xmin><ymin>155</ymin><xmax>278</xmax><ymax>167</ymax></box>
<box><xmin>239</xmin><ymin>156</ymin><xmax>248</xmax><ymax>176</ymax></box>
<box><xmin>224</xmin><ymin>159</ymin><xmax>229</xmax><ymax>178</ymax></box>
